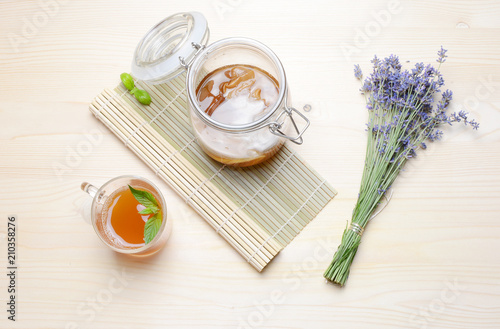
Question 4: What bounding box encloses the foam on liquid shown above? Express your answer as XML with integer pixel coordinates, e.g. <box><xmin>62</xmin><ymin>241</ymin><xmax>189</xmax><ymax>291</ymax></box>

<box><xmin>195</xmin><ymin>65</ymin><xmax>282</xmax><ymax>165</ymax></box>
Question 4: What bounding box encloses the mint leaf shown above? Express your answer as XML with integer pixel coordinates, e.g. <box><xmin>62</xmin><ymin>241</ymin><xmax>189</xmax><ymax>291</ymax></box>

<box><xmin>128</xmin><ymin>185</ymin><xmax>162</xmax><ymax>244</ymax></box>
<box><xmin>138</xmin><ymin>207</ymin><xmax>157</xmax><ymax>215</ymax></box>
<box><xmin>144</xmin><ymin>212</ymin><xmax>162</xmax><ymax>244</ymax></box>
<box><xmin>128</xmin><ymin>185</ymin><xmax>159</xmax><ymax>209</ymax></box>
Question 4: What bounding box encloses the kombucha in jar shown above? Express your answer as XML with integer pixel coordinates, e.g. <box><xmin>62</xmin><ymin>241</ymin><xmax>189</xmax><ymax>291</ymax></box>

<box><xmin>193</xmin><ymin>64</ymin><xmax>284</xmax><ymax>167</ymax></box>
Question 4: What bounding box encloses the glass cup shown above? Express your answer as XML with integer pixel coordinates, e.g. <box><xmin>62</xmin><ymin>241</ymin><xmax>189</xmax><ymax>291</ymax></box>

<box><xmin>81</xmin><ymin>175</ymin><xmax>171</xmax><ymax>256</ymax></box>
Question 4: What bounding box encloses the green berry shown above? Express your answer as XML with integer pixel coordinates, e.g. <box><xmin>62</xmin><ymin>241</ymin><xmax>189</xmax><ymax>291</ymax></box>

<box><xmin>120</xmin><ymin>73</ymin><xmax>135</xmax><ymax>91</ymax></box>
<box><xmin>134</xmin><ymin>89</ymin><xmax>152</xmax><ymax>105</ymax></box>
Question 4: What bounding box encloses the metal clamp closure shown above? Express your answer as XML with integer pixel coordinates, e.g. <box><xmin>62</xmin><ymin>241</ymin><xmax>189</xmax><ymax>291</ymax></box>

<box><xmin>269</xmin><ymin>105</ymin><xmax>310</xmax><ymax>145</ymax></box>
<box><xmin>179</xmin><ymin>42</ymin><xmax>205</xmax><ymax>69</ymax></box>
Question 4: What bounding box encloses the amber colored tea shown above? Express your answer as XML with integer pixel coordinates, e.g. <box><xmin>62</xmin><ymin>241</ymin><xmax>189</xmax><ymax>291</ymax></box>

<box><xmin>101</xmin><ymin>187</ymin><xmax>155</xmax><ymax>248</ymax></box>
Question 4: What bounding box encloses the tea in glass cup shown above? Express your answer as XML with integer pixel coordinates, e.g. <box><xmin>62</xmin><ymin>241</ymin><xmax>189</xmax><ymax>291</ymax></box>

<box><xmin>81</xmin><ymin>175</ymin><xmax>171</xmax><ymax>256</ymax></box>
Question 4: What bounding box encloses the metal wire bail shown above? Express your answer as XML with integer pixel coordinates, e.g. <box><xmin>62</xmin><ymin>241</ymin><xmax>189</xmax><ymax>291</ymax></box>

<box><xmin>269</xmin><ymin>104</ymin><xmax>310</xmax><ymax>144</ymax></box>
<box><xmin>179</xmin><ymin>42</ymin><xmax>205</xmax><ymax>69</ymax></box>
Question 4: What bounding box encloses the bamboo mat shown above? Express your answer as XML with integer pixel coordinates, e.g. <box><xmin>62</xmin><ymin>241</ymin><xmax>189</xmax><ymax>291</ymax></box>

<box><xmin>89</xmin><ymin>72</ymin><xmax>337</xmax><ymax>271</ymax></box>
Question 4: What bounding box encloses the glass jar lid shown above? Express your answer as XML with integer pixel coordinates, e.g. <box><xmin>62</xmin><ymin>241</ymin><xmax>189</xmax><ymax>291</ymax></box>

<box><xmin>131</xmin><ymin>12</ymin><xmax>209</xmax><ymax>84</ymax></box>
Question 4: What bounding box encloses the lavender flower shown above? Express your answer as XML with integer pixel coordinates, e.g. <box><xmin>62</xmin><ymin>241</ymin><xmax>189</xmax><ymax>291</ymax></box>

<box><xmin>437</xmin><ymin>46</ymin><xmax>448</xmax><ymax>63</ymax></box>
<box><xmin>354</xmin><ymin>64</ymin><xmax>363</xmax><ymax>80</ymax></box>
<box><xmin>326</xmin><ymin>48</ymin><xmax>479</xmax><ymax>286</ymax></box>
<box><xmin>450</xmin><ymin>110</ymin><xmax>480</xmax><ymax>129</ymax></box>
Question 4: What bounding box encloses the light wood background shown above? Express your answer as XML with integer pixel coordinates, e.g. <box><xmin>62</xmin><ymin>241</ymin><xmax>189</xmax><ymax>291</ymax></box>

<box><xmin>1</xmin><ymin>0</ymin><xmax>499</xmax><ymax>328</ymax></box>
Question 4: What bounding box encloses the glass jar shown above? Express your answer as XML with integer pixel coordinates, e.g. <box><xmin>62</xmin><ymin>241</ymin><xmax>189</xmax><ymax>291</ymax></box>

<box><xmin>132</xmin><ymin>12</ymin><xmax>309</xmax><ymax>167</ymax></box>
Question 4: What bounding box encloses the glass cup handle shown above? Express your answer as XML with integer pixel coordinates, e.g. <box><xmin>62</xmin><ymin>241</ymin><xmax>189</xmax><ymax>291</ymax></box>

<box><xmin>269</xmin><ymin>105</ymin><xmax>311</xmax><ymax>145</ymax></box>
<box><xmin>81</xmin><ymin>182</ymin><xmax>98</xmax><ymax>198</ymax></box>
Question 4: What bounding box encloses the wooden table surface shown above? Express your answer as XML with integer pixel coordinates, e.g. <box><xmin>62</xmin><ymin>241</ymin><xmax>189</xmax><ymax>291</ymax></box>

<box><xmin>1</xmin><ymin>0</ymin><xmax>499</xmax><ymax>328</ymax></box>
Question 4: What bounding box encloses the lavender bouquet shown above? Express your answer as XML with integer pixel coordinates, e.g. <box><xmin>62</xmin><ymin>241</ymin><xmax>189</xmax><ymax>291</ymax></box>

<box><xmin>324</xmin><ymin>48</ymin><xmax>478</xmax><ymax>286</ymax></box>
